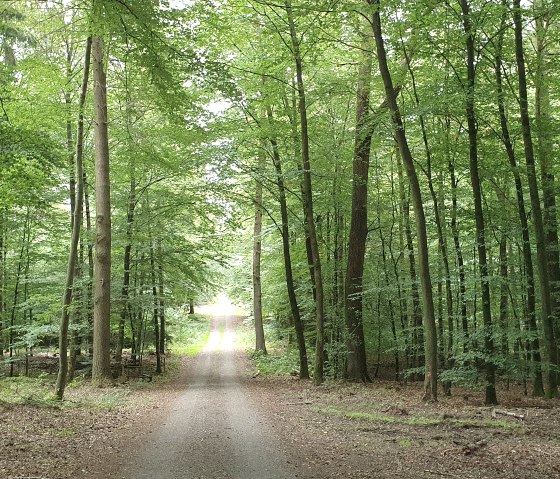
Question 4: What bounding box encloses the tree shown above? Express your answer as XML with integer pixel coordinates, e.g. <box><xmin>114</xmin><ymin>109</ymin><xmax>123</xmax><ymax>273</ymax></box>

<box><xmin>344</xmin><ymin>6</ymin><xmax>374</xmax><ymax>382</ymax></box>
<box><xmin>253</xmin><ymin>150</ymin><xmax>267</xmax><ymax>354</ymax></box>
<box><xmin>285</xmin><ymin>0</ymin><xmax>326</xmax><ymax>385</ymax></box>
<box><xmin>371</xmin><ymin>0</ymin><xmax>438</xmax><ymax>401</ymax></box>
<box><xmin>513</xmin><ymin>0</ymin><xmax>558</xmax><ymax>398</ymax></box>
<box><xmin>55</xmin><ymin>36</ymin><xmax>92</xmax><ymax>400</ymax></box>
<box><xmin>460</xmin><ymin>0</ymin><xmax>497</xmax><ymax>406</ymax></box>
<box><xmin>91</xmin><ymin>31</ymin><xmax>112</xmax><ymax>383</ymax></box>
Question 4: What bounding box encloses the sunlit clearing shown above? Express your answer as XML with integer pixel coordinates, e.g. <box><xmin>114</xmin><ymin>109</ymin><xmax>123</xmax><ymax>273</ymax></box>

<box><xmin>197</xmin><ymin>293</ymin><xmax>235</xmax><ymax>317</ymax></box>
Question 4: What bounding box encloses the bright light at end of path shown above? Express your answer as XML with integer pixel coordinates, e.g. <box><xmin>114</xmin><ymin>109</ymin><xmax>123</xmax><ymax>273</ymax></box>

<box><xmin>197</xmin><ymin>293</ymin><xmax>236</xmax><ymax>317</ymax></box>
<box><xmin>214</xmin><ymin>293</ymin><xmax>234</xmax><ymax>316</ymax></box>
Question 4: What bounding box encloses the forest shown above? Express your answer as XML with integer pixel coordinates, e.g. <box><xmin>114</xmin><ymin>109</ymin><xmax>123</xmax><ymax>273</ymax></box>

<box><xmin>1</xmin><ymin>0</ymin><xmax>560</xmax><ymax>410</ymax></box>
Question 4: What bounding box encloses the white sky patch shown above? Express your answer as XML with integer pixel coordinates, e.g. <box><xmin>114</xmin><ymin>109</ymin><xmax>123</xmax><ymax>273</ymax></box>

<box><xmin>205</xmin><ymin>99</ymin><xmax>232</xmax><ymax>115</ymax></box>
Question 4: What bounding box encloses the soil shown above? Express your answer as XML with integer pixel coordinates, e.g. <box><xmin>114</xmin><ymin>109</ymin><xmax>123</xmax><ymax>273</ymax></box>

<box><xmin>2</xmin><ymin>316</ymin><xmax>559</xmax><ymax>479</ymax></box>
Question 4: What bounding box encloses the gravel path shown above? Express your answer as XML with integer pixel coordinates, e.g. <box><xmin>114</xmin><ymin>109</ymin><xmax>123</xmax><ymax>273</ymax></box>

<box><xmin>119</xmin><ymin>315</ymin><xmax>296</xmax><ymax>479</ymax></box>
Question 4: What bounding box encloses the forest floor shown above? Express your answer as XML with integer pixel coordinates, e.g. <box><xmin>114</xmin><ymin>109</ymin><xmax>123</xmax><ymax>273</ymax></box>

<box><xmin>1</xmin><ymin>316</ymin><xmax>560</xmax><ymax>479</ymax></box>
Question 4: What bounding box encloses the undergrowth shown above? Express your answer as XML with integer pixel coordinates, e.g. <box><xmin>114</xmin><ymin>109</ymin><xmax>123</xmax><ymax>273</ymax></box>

<box><xmin>168</xmin><ymin>313</ymin><xmax>212</xmax><ymax>357</ymax></box>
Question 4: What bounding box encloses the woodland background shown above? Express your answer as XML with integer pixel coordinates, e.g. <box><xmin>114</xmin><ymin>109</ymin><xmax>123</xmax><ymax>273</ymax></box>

<box><xmin>0</xmin><ymin>0</ymin><xmax>559</xmax><ymax>405</ymax></box>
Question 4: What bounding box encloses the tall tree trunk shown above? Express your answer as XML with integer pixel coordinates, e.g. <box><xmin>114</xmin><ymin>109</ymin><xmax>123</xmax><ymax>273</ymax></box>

<box><xmin>267</xmin><ymin>106</ymin><xmax>309</xmax><ymax>379</ymax></box>
<box><xmin>285</xmin><ymin>0</ymin><xmax>326</xmax><ymax>385</ymax></box>
<box><xmin>253</xmin><ymin>152</ymin><xmax>267</xmax><ymax>354</ymax></box>
<box><xmin>115</xmin><ymin>174</ymin><xmax>136</xmax><ymax>364</ymax></box>
<box><xmin>285</xmin><ymin>84</ymin><xmax>316</xmax><ymax>301</ymax></box>
<box><xmin>9</xmin><ymin>210</ymin><xmax>30</xmax><ymax>377</ymax></box>
<box><xmin>92</xmin><ymin>34</ymin><xmax>112</xmax><ymax>383</ymax></box>
<box><xmin>150</xmin><ymin>241</ymin><xmax>162</xmax><ymax>374</ymax></box>
<box><xmin>371</xmin><ymin>0</ymin><xmax>438</xmax><ymax>401</ymax></box>
<box><xmin>0</xmin><ymin>211</ymin><xmax>4</xmax><ymax>357</ymax></box>
<box><xmin>534</xmin><ymin>0</ymin><xmax>560</xmax><ymax>363</ymax></box>
<box><xmin>396</xmin><ymin>152</ymin><xmax>423</xmax><ymax>375</ymax></box>
<box><xmin>157</xmin><ymin>245</ymin><xmax>165</xmax><ymax>355</ymax></box>
<box><xmin>408</xmin><ymin>61</ymin><xmax>454</xmax><ymax>393</ymax></box>
<box><xmin>494</xmin><ymin>9</ymin><xmax>544</xmax><ymax>396</ymax></box>
<box><xmin>512</xmin><ymin>0</ymin><xmax>558</xmax><ymax>397</ymax></box>
<box><xmin>460</xmin><ymin>0</ymin><xmax>497</xmax><ymax>405</ymax></box>
<box><xmin>345</xmin><ymin>11</ymin><xmax>374</xmax><ymax>382</ymax></box>
<box><xmin>56</xmin><ymin>36</ymin><xmax>91</xmax><ymax>399</ymax></box>
<box><xmin>448</xmin><ymin>154</ymin><xmax>468</xmax><ymax>351</ymax></box>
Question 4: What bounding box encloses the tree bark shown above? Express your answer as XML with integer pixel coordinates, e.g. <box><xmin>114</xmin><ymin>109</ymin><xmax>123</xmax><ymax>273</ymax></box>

<box><xmin>253</xmin><ymin>151</ymin><xmax>267</xmax><ymax>354</ymax></box>
<box><xmin>344</xmin><ymin>10</ymin><xmax>374</xmax><ymax>382</ymax></box>
<box><xmin>371</xmin><ymin>0</ymin><xmax>438</xmax><ymax>401</ymax></box>
<box><xmin>115</xmin><ymin>174</ymin><xmax>135</xmax><ymax>365</ymax></box>
<box><xmin>512</xmin><ymin>0</ymin><xmax>558</xmax><ymax>397</ymax></box>
<box><xmin>460</xmin><ymin>0</ymin><xmax>497</xmax><ymax>405</ymax></box>
<box><xmin>157</xmin><ymin>246</ymin><xmax>165</xmax><ymax>355</ymax></box>
<box><xmin>92</xmin><ymin>34</ymin><xmax>112</xmax><ymax>383</ymax></box>
<box><xmin>494</xmin><ymin>8</ymin><xmax>544</xmax><ymax>396</ymax></box>
<box><xmin>267</xmin><ymin>106</ymin><xmax>309</xmax><ymax>379</ymax></box>
<box><xmin>285</xmin><ymin>0</ymin><xmax>326</xmax><ymax>385</ymax></box>
<box><xmin>150</xmin><ymin>241</ymin><xmax>162</xmax><ymax>374</ymax></box>
<box><xmin>56</xmin><ymin>36</ymin><xmax>91</xmax><ymax>399</ymax></box>
<box><xmin>534</xmin><ymin>0</ymin><xmax>560</xmax><ymax>366</ymax></box>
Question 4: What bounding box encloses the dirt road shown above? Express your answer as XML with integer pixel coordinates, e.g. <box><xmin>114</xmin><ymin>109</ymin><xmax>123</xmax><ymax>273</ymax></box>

<box><xmin>119</xmin><ymin>315</ymin><xmax>296</xmax><ymax>479</ymax></box>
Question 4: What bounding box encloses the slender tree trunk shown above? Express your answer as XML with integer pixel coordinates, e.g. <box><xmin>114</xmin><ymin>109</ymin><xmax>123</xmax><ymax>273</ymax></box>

<box><xmin>267</xmin><ymin>106</ymin><xmax>309</xmax><ymax>379</ymax></box>
<box><xmin>409</xmin><ymin>63</ymin><xmax>454</xmax><ymax>393</ymax></box>
<box><xmin>372</xmin><ymin>0</ymin><xmax>438</xmax><ymax>401</ymax></box>
<box><xmin>285</xmin><ymin>0</ymin><xmax>326</xmax><ymax>385</ymax></box>
<box><xmin>115</xmin><ymin>174</ymin><xmax>136</xmax><ymax>365</ymax></box>
<box><xmin>460</xmin><ymin>0</ymin><xmax>497</xmax><ymax>405</ymax></box>
<box><xmin>0</xmin><ymin>211</ymin><xmax>4</xmax><ymax>357</ymax></box>
<box><xmin>150</xmin><ymin>241</ymin><xmax>161</xmax><ymax>374</ymax></box>
<box><xmin>56</xmin><ymin>37</ymin><xmax>91</xmax><ymax>399</ymax></box>
<box><xmin>253</xmin><ymin>152</ymin><xmax>267</xmax><ymax>354</ymax></box>
<box><xmin>513</xmin><ymin>0</ymin><xmax>557</xmax><ymax>397</ymax></box>
<box><xmin>494</xmin><ymin>12</ymin><xmax>544</xmax><ymax>396</ymax></box>
<box><xmin>9</xmin><ymin>210</ymin><xmax>30</xmax><ymax>377</ymax></box>
<box><xmin>157</xmin><ymin>245</ymin><xmax>165</xmax><ymax>355</ymax></box>
<box><xmin>285</xmin><ymin>85</ymin><xmax>317</xmax><ymax>301</ymax></box>
<box><xmin>83</xmin><ymin>171</ymin><xmax>94</xmax><ymax>356</ymax></box>
<box><xmin>396</xmin><ymin>149</ymin><xmax>422</xmax><ymax>377</ymax></box>
<box><xmin>92</xmin><ymin>34</ymin><xmax>112</xmax><ymax>383</ymax></box>
<box><xmin>448</xmin><ymin>155</ymin><xmax>468</xmax><ymax>351</ymax></box>
<box><xmin>344</xmin><ymin>11</ymin><xmax>374</xmax><ymax>382</ymax></box>
<box><xmin>534</xmin><ymin>0</ymin><xmax>560</xmax><ymax>367</ymax></box>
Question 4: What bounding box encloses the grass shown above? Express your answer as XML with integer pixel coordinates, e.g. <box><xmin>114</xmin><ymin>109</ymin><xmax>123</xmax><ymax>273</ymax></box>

<box><xmin>237</xmin><ymin>318</ymin><xmax>303</xmax><ymax>376</ymax></box>
<box><xmin>318</xmin><ymin>406</ymin><xmax>523</xmax><ymax>430</ymax></box>
<box><xmin>168</xmin><ymin>313</ymin><xmax>212</xmax><ymax>357</ymax></box>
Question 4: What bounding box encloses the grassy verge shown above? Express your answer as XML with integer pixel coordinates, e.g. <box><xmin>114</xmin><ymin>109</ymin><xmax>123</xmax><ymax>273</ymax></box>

<box><xmin>318</xmin><ymin>406</ymin><xmax>523</xmax><ymax>430</ymax></box>
<box><xmin>237</xmin><ymin>318</ymin><xmax>302</xmax><ymax>375</ymax></box>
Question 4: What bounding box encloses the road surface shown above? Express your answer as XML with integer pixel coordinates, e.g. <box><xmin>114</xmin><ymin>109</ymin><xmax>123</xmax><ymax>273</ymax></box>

<box><xmin>119</xmin><ymin>315</ymin><xmax>297</xmax><ymax>479</ymax></box>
